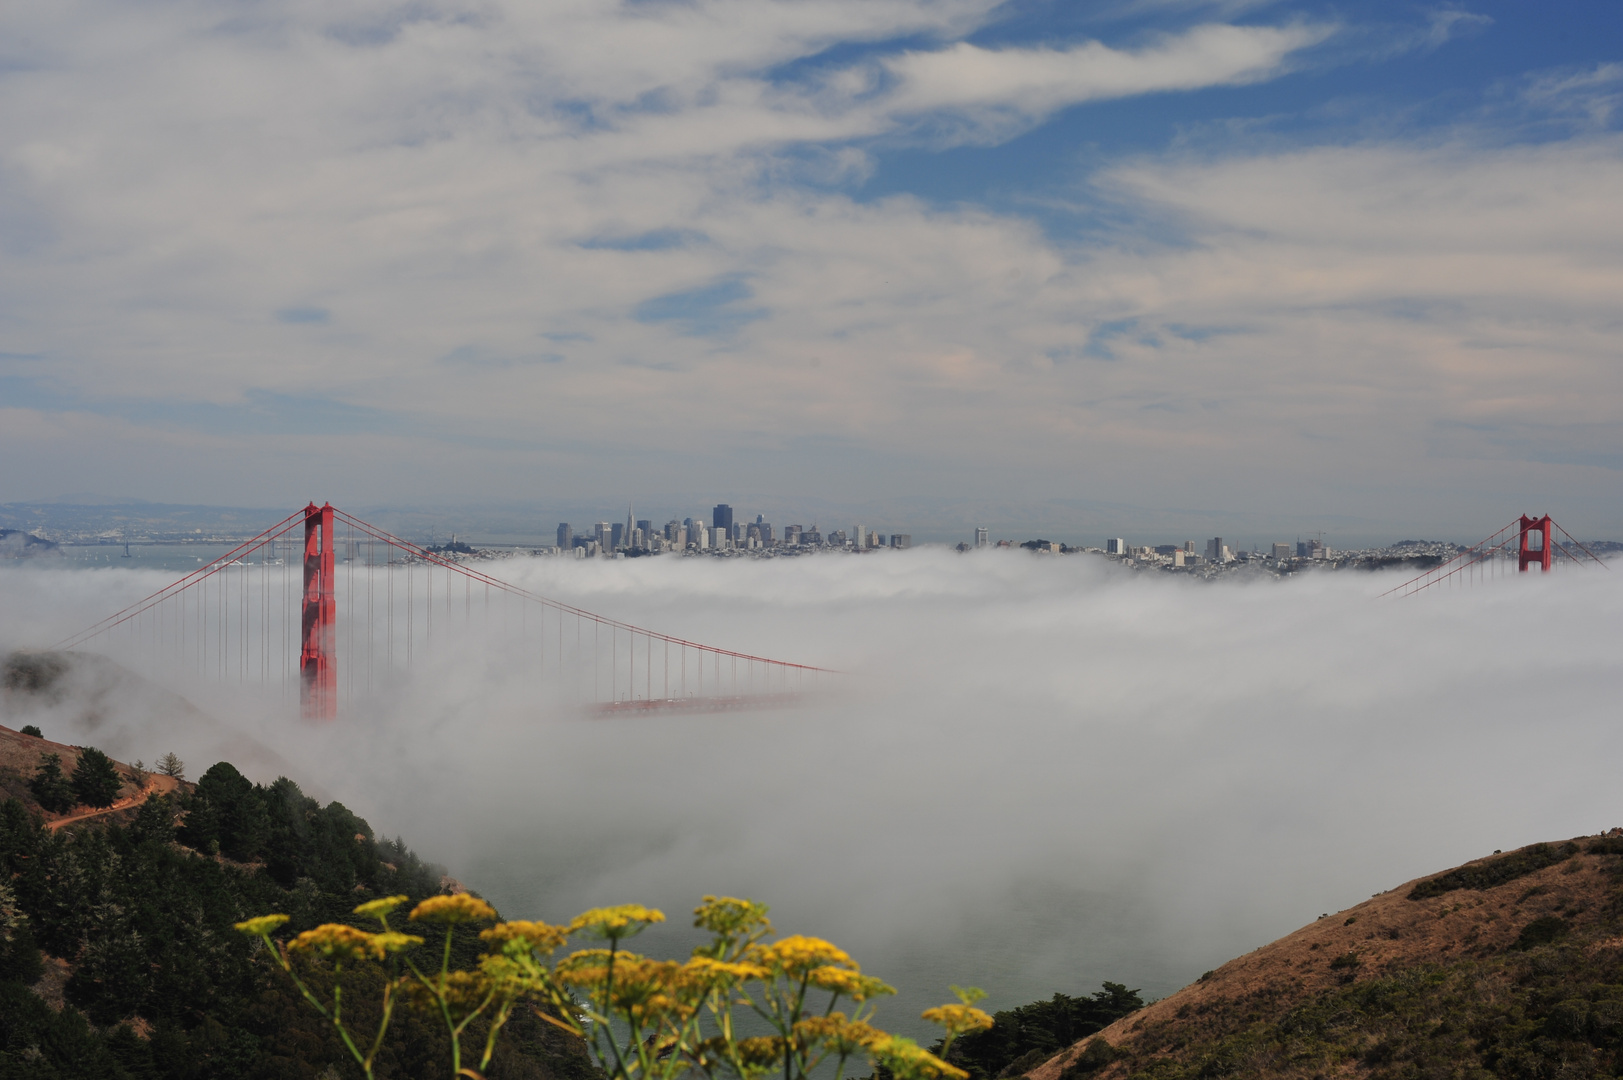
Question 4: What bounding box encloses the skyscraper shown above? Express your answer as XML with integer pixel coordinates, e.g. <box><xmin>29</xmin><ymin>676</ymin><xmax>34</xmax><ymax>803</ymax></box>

<box><xmin>975</xmin><ymin>527</ymin><xmax>989</xmax><ymax>548</ymax></box>
<box><xmin>713</xmin><ymin>504</ymin><xmax>733</xmax><ymax>533</ymax></box>
<box><xmin>556</xmin><ymin>523</ymin><xmax>572</xmax><ymax>548</ymax></box>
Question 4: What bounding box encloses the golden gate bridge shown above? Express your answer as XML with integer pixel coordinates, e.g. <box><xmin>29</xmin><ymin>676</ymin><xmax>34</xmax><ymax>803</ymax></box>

<box><xmin>52</xmin><ymin>503</ymin><xmax>834</xmax><ymax>721</ymax></box>
<box><xmin>1383</xmin><ymin>513</ymin><xmax>1607</xmax><ymax>598</ymax></box>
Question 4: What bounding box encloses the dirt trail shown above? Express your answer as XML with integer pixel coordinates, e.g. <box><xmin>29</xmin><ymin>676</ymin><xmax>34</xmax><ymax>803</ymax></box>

<box><xmin>45</xmin><ymin>773</ymin><xmax>181</xmax><ymax>830</ymax></box>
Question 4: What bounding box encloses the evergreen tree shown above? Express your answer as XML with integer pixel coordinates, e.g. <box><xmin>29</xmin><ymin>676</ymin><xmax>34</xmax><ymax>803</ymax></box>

<box><xmin>28</xmin><ymin>753</ymin><xmax>75</xmax><ymax>813</ymax></box>
<box><xmin>69</xmin><ymin>748</ymin><xmax>123</xmax><ymax>809</ymax></box>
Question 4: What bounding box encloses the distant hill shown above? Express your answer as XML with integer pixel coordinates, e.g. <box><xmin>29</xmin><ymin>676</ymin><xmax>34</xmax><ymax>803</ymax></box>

<box><xmin>0</xmin><ymin>528</ymin><xmax>59</xmax><ymax>558</ymax></box>
<box><xmin>1028</xmin><ymin>837</ymin><xmax>1623</xmax><ymax>1079</ymax></box>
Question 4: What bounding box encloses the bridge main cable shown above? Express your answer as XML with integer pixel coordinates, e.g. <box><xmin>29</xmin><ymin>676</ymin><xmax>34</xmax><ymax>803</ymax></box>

<box><xmin>51</xmin><ymin>509</ymin><xmax>308</xmax><ymax>650</ymax></box>
<box><xmin>328</xmin><ymin>508</ymin><xmax>838</xmax><ymax>674</ymax></box>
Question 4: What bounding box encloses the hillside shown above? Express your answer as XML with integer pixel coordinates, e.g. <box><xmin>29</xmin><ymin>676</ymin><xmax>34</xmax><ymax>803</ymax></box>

<box><xmin>1028</xmin><ymin>836</ymin><xmax>1623</xmax><ymax>1080</ymax></box>
<box><xmin>0</xmin><ymin>732</ymin><xmax>596</xmax><ymax>1079</ymax></box>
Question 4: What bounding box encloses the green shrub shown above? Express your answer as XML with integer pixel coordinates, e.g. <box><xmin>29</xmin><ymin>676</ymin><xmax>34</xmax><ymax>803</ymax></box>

<box><xmin>1513</xmin><ymin>915</ymin><xmax>1569</xmax><ymax>950</ymax></box>
<box><xmin>1407</xmin><ymin>843</ymin><xmax>1579</xmax><ymax>900</ymax></box>
<box><xmin>19</xmin><ymin>725</ymin><xmax>41</xmax><ymax>738</ymax></box>
<box><xmin>1058</xmin><ymin>1038</ymin><xmax>1119</xmax><ymax>1078</ymax></box>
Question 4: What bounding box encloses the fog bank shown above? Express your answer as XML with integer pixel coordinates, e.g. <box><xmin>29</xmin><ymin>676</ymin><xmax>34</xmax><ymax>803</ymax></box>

<box><xmin>3</xmin><ymin>551</ymin><xmax>1619</xmax><ymax>1031</ymax></box>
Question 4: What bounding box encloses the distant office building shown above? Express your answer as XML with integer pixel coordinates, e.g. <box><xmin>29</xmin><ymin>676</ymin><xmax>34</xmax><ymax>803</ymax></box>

<box><xmin>611</xmin><ymin>523</ymin><xmax>626</xmax><ymax>550</ymax></box>
<box><xmin>1272</xmin><ymin>542</ymin><xmax>1292</xmax><ymax>560</ymax></box>
<box><xmin>784</xmin><ymin>524</ymin><xmax>802</xmax><ymax>546</ymax></box>
<box><xmin>891</xmin><ymin>534</ymin><xmax>912</xmax><ymax>550</ymax></box>
<box><xmin>758</xmin><ymin>522</ymin><xmax>773</xmax><ymax>544</ymax></box>
<box><xmin>975</xmin><ymin>527</ymin><xmax>989</xmax><ymax>548</ymax></box>
<box><xmin>1172</xmin><ymin>549</ymin><xmax>1186</xmax><ymax>566</ymax></box>
<box><xmin>713</xmin><ymin>504</ymin><xmax>734</xmax><ymax>532</ymax></box>
<box><xmin>1106</xmin><ymin>538</ymin><xmax>1127</xmax><ymax>555</ymax></box>
<box><xmin>854</xmin><ymin>525</ymin><xmax>868</xmax><ymax>550</ymax></box>
<box><xmin>1184</xmin><ymin>540</ymin><xmax>1195</xmax><ymax>553</ymax></box>
<box><xmin>557</xmin><ymin>523</ymin><xmax>573</xmax><ymax>548</ymax></box>
<box><xmin>828</xmin><ymin>530</ymin><xmax>847</xmax><ymax>547</ymax></box>
<box><xmin>731</xmin><ymin>523</ymin><xmax>744</xmax><ymax>543</ymax></box>
<box><xmin>1298</xmin><ymin>539</ymin><xmax>1325</xmax><ymax>559</ymax></box>
<box><xmin>637</xmin><ymin>519</ymin><xmax>652</xmax><ymax>533</ymax></box>
<box><xmin>803</xmin><ymin>527</ymin><xmax>822</xmax><ymax>546</ymax></box>
<box><xmin>1206</xmin><ymin>537</ymin><xmax>1224</xmax><ymax>561</ymax></box>
<box><xmin>595</xmin><ymin>523</ymin><xmax>611</xmax><ymax>549</ymax></box>
<box><xmin>1154</xmin><ymin>544</ymin><xmax>1180</xmax><ymax>556</ymax></box>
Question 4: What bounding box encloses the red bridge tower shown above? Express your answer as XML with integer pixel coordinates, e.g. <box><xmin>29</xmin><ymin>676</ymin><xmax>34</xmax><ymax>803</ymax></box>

<box><xmin>1518</xmin><ymin>514</ymin><xmax>1554</xmax><ymax>573</ymax></box>
<box><xmin>300</xmin><ymin>502</ymin><xmax>337</xmax><ymax>720</ymax></box>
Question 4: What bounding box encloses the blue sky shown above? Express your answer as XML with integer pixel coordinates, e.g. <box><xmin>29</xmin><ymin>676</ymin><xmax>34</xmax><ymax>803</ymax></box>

<box><xmin>0</xmin><ymin>0</ymin><xmax>1620</xmax><ymax>541</ymax></box>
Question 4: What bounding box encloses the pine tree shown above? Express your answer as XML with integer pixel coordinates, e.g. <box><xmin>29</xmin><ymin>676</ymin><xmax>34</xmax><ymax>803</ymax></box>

<box><xmin>156</xmin><ymin>752</ymin><xmax>185</xmax><ymax>779</ymax></box>
<box><xmin>28</xmin><ymin>753</ymin><xmax>75</xmax><ymax>813</ymax></box>
<box><xmin>69</xmin><ymin>747</ymin><xmax>123</xmax><ymax>809</ymax></box>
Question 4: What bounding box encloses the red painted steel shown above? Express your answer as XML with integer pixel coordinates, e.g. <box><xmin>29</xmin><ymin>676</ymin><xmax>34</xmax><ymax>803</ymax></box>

<box><xmin>1518</xmin><ymin>514</ymin><xmax>1554</xmax><ymax>573</ymax></box>
<box><xmin>300</xmin><ymin>502</ymin><xmax>337</xmax><ymax>720</ymax></box>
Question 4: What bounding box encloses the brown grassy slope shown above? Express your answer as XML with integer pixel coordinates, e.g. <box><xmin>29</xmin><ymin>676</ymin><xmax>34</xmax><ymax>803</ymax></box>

<box><xmin>1029</xmin><ymin>837</ymin><xmax>1619</xmax><ymax>1080</ymax></box>
<box><xmin>0</xmin><ymin>721</ymin><xmax>182</xmax><ymax>823</ymax></box>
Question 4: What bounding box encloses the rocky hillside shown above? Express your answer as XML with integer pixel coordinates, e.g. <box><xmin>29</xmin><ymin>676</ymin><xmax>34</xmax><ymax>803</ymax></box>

<box><xmin>1030</xmin><ymin>837</ymin><xmax>1623</xmax><ymax>1079</ymax></box>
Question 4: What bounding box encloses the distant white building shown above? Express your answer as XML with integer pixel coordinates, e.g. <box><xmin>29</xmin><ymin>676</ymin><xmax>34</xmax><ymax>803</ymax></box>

<box><xmin>1105</xmin><ymin>538</ymin><xmax>1127</xmax><ymax>555</ymax></box>
<box><xmin>975</xmin><ymin>527</ymin><xmax>990</xmax><ymax>548</ymax></box>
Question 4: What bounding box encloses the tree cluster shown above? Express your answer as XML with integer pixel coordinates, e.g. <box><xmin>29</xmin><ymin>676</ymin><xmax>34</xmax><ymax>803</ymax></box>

<box><xmin>940</xmin><ymin>985</ymin><xmax>1144</xmax><ymax>1080</ymax></box>
<box><xmin>27</xmin><ymin>748</ymin><xmax>123</xmax><ymax>814</ymax></box>
<box><xmin>0</xmin><ymin>761</ymin><xmax>597</xmax><ymax>1080</ymax></box>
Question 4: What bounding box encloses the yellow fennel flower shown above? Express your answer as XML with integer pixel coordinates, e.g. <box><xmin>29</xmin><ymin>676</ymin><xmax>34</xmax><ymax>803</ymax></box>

<box><xmin>353</xmin><ymin>895</ymin><xmax>409</xmax><ymax>920</ymax></box>
<box><xmin>869</xmin><ymin>1034</ymin><xmax>968</xmax><ymax>1080</ymax></box>
<box><xmin>808</xmin><ymin>967</ymin><xmax>895</xmax><ymax>1001</ymax></box>
<box><xmin>569</xmin><ymin>904</ymin><xmax>665</xmax><ymax>940</ymax></box>
<box><xmin>793</xmin><ymin>1013</ymin><xmax>883</xmax><ymax>1053</ymax></box>
<box><xmin>288</xmin><ymin>924</ymin><xmax>381</xmax><ymax>962</ymax></box>
<box><xmin>694</xmin><ymin>896</ymin><xmax>772</xmax><ymax>936</ymax></box>
<box><xmin>234</xmin><ymin>914</ymin><xmax>290</xmax><ymax>937</ymax></box>
<box><xmin>410</xmin><ymin>893</ymin><xmax>499</xmax><ymax>925</ymax></box>
<box><xmin>480</xmin><ymin>919</ymin><xmax>570</xmax><ymax>953</ymax></box>
<box><xmin>685</xmin><ymin>955</ymin><xmax>771</xmax><ymax>984</ymax></box>
<box><xmin>921</xmin><ymin>1003</ymin><xmax>994</xmax><ymax>1036</ymax></box>
<box><xmin>754</xmin><ymin>935</ymin><xmax>853</xmax><ymax>976</ymax></box>
<box><xmin>735</xmin><ymin>1036</ymin><xmax>787</xmax><ymax>1070</ymax></box>
<box><xmin>370</xmin><ymin>931</ymin><xmax>425</xmax><ymax>955</ymax></box>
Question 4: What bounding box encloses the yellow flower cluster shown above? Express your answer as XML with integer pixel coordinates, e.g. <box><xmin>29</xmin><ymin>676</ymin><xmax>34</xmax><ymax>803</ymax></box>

<box><xmin>410</xmin><ymin>893</ymin><xmax>499</xmax><ymax>925</ymax></box>
<box><xmin>693</xmin><ymin>895</ymin><xmax>772</xmax><ymax>937</ymax></box>
<box><xmin>808</xmin><ymin>967</ymin><xmax>895</xmax><ymax>1001</ymax></box>
<box><xmin>480</xmin><ymin>919</ymin><xmax>570</xmax><ymax>953</ymax></box>
<box><xmin>868</xmin><ymin>1034</ymin><xmax>968</xmax><ymax>1080</ymax></box>
<box><xmin>288</xmin><ymin>923</ymin><xmax>421</xmax><ymax>962</ymax></box>
<box><xmin>234</xmin><ymin>914</ymin><xmax>290</xmax><ymax>937</ymax></box>
<box><xmin>753</xmin><ymin>934</ymin><xmax>852</xmax><ymax>976</ymax></box>
<box><xmin>354</xmin><ymin>895</ymin><xmax>409</xmax><ymax>920</ymax></box>
<box><xmin>921</xmin><ymin>1002</ymin><xmax>994</xmax><ymax>1037</ymax></box>
<box><xmin>569</xmin><ymin>904</ymin><xmax>666</xmax><ymax>939</ymax></box>
<box><xmin>793</xmin><ymin>1013</ymin><xmax>883</xmax><ymax>1054</ymax></box>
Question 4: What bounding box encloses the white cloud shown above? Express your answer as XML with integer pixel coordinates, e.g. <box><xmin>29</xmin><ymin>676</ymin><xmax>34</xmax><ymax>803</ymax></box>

<box><xmin>878</xmin><ymin>22</ymin><xmax>1333</xmax><ymax>123</ymax></box>
<box><xmin>0</xmin><ymin>1</ymin><xmax>1620</xmax><ymax>536</ymax></box>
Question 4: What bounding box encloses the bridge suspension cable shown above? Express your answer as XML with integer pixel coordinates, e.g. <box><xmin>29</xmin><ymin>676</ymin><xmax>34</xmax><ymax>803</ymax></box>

<box><xmin>52</xmin><ymin>503</ymin><xmax>835</xmax><ymax>720</ymax></box>
<box><xmin>1382</xmin><ymin>513</ymin><xmax>1607</xmax><ymax>599</ymax></box>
